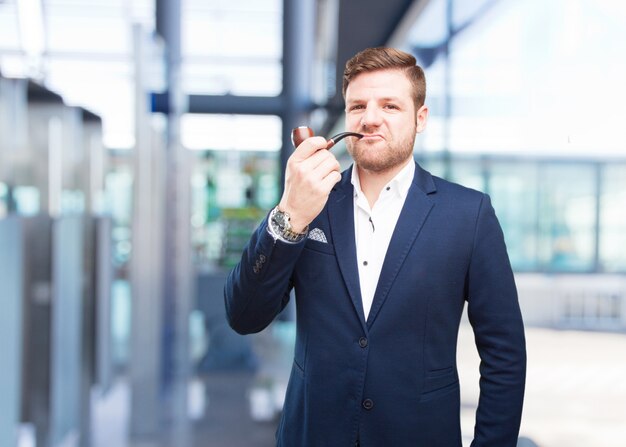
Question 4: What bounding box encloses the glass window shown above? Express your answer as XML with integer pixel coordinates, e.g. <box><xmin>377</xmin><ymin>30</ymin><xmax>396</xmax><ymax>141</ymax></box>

<box><xmin>12</xmin><ymin>185</ymin><xmax>40</xmax><ymax>215</ymax></box>
<box><xmin>537</xmin><ymin>164</ymin><xmax>597</xmax><ymax>272</ymax></box>
<box><xmin>417</xmin><ymin>155</ymin><xmax>446</xmax><ymax>179</ymax></box>
<box><xmin>489</xmin><ymin>161</ymin><xmax>540</xmax><ymax>271</ymax></box>
<box><xmin>182</xmin><ymin>0</ymin><xmax>282</xmax><ymax>97</ymax></box>
<box><xmin>404</xmin><ymin>0</ymin><xmax>626</xmax><ymax>157</ymax></box>
<box><xmin>419</xmin><ymin>57</ymin><xmax>447</xmax><ymax>153</ymax></box>
<box><xmin>448</xmin><ymin>157</ymin><xmax>485</xmax><ymax>191</ymax></box>
<box><xmin>599</xmin><ymin>164</ymin><xmax>626</xmax><ymax>272</ymax></box>
<box><xmin>181</xmin><ymin>114</ymin><xmax>281</xmax><ymax>152</ymax></box>
<box><xmin>0</xmin><ymin>182</ymin><xmax>7</xmax><ymax>217</ymax></box>
<box><xmin>105</xmin><ymin>164</ymin><xmax>133</xmax><ymax>267</ymax></box>
<box><xmin>190</xmin><ymin>149</ymin><xmax>279</xmax><ymax>268</ymax></box>
<box><xmin>0</xmin><ymin>2</ymin><xmax>21</xmax><ymax>51</ymax></box>
<box><xmin>182</xmin><ymin>60</ymin><xmax>281</xmax><ymax>96</ymax></box>
<box><xmin>405</xmin><ymin>0</ymin><xmax>448</xmax><ymax>49</ymax></box>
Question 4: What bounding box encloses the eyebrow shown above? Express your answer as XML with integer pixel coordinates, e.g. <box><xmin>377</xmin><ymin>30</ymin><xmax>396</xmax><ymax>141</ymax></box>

<box><xmin>379</xmin><ymin>96</ymin><xmax>403</xmax><ymax>102</ymax></box>
<box><xmin>346</xmin><ymin>96</ymin><xmax>404</xmax><ymax>104</ymax></box>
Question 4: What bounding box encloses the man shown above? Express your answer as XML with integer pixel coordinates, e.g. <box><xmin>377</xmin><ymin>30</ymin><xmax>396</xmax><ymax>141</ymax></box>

<box><xmin>225</xmin><ymin>47</ymin><xmax>526</xmax><ymax>446</ymax></box>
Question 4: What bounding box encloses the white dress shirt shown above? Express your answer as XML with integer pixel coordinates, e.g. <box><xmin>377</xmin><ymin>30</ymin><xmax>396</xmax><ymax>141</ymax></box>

<box><xmin>351</xmin><ymin>160</ymin><xmax>415</xmax><ymax>320</ymax></box>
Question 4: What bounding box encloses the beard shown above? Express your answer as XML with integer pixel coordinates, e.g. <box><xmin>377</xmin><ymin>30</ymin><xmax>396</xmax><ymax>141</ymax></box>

<box><xmin>346</xmin><ymin>125</ymin><xmax>417</xmax><ymax>173</ymax></box>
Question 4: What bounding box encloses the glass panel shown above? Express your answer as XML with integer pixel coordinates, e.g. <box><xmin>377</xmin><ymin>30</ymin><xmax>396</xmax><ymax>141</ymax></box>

<box><xmin>448</xmin><ymin>157</ymin><xmax>484</xmax><ymax>191</ymax></box>
<box><xmin>599</xmin><ymin>164</ymin><xmax>626</xmax><ymax>272</ymax></box>
<box><xmin>1</xmin><ymin>0</ymin><xmax>153</xmax><ymax>148</ymax></box>
<box><xmin>183</xmin><ymin>12</ymin><xmax>281</xmax><ymax>59</ymax></box>
<box><xmin>489</xmin><ymin>161</ymin><xmax>539</xmax><ymax>271</ymax></box>
<box><xmin>0</xmin><ymin>182</ymin><xmax>7</xmax><ymax>217</ymax></box>
<box><xmin>0</xmin><ymin>218</ymin><xmax>24</xmax><ymax>447</ymax></box>
<box><xmin>417</xmin><ymin>154</ymin><xmax>446</xmax><ymax>179</ymax></box>
<box><xmin>50</xmin><ymin>216</ymin><xmax>83</xmax><ymax>444</ymax></box>
<box><xmin>104</xmin><ymin>165</ymin><xmax>133</xmax><ymax>267</ymax></box>
<box><xmin>45</xmin><ymin>60</ymin><xmax>135</xmax><ymax>149</ymax></box>
<box><xmin>190</xmin><ymin>150</ymin><xmax>279</xmax><ymax>269</ymax></box>
<box><xmin>13</xmin><ymin>186</ymin><xmax>40</xmax><ymax>215</ymax></box>
<box><xmin>419</xmin><ymin>57</ymin><xmax>447</xmax><ymax>153</ymax></box>
<box><xmin>181</xmin><ymin>114</ymin><xmax>281</xmax><ymax>152</ymax></box>
<box><xmin>46</xmin><ymin>16</ymin><xmax>130</xmax><ymax>54</ymax></box>
<box><xmin>182</xmin><ymin>60</ymin><xmax>281</xmax><ymax>96</ymax></box>
<box><xmin>182</xmin><ymin>0</ymin><xmax>283</xmax><ymax>96</ymax></box>
<box><xmin>537</xmin><ymin>164</ymin><xmax>596</xmax><ymax>272</ymax></box>
<box><xmin>404</xmin><ymin>0</ymin><xmax>626</xmax><ymax>157</ymax></box>
<box><xmin>0</xmin><ymin>2</ymin><xmax>21</xmax><ymax>50</ymax></box>
<box><xmin>405</xmin><ymin>0</ymin><xmax>448</xmax><ymax>48</ymax></box>
<box><xmin>111</xmin><ymin>279</ymin><xmax>131</xmax><ymax>368</ymax></box>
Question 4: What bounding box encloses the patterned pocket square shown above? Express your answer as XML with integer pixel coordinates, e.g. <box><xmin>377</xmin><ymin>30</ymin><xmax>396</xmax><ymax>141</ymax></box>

<box><xmin>308</xmin><ymin>228</ymin><xmax>328</xmax><ymax>243</ymax></box>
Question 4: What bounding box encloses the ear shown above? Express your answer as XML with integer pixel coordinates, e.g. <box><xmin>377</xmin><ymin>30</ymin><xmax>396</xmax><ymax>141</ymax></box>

<box><xmin>415</xmin><ymin>105</ymin><xmax>429</xmax><ymax>133</ymax></box>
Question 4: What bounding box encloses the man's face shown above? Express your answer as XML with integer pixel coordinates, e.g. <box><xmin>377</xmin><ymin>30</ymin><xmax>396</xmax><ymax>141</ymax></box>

<box><xmin>344</xmin><ymin>69</ymin><xmax>428</xmax><ymax>173</ymax></box>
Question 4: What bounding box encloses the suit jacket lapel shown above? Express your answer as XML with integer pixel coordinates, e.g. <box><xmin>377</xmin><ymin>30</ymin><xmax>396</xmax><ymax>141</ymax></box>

<box><xmin>366</xmin><ymin>163</ymin><xmax>436</xmax><ymax>328</ymax></box>
<box><xmin>328</xmin><ymin>167</ymin><xmax>368</xmax><ymax>329</ymax></box>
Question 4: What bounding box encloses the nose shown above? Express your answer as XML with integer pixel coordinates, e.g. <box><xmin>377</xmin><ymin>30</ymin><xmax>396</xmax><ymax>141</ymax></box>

<box><xmin>360</xmin><ymin>105</ymin><xmax>383</xmax><ymax>129</ymax></box>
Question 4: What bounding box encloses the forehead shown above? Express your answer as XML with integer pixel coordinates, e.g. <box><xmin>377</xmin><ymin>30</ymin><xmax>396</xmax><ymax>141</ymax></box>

<box><xmin>345</xmin><ymin>69</ymin><xmax>412</xmax><ymax>101</ymax></box>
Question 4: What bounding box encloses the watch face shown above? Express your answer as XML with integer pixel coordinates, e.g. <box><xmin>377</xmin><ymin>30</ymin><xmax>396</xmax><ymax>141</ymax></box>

<box><xmin>273</xmin><ymin>210</ymin><xmax>290</xmax><ymax>231</ymax></box>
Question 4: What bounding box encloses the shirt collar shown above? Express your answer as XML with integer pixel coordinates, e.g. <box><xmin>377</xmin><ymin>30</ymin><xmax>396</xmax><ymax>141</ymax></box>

<box><xmin>351</xmin><ymin>158</ymin><xmax>415</xmax><ymax>201</ymax></box>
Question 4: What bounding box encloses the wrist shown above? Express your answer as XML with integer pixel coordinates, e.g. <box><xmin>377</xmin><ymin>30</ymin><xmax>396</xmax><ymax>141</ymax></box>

<box><xmin>276</xmin><ymin>204</ymin><xmax>308</xmax><ymax>234</ymax></box>
<box><xmin>268</xmin><ymin>206</ymin><xmax>309</xmax><ymax>243</ymax></box>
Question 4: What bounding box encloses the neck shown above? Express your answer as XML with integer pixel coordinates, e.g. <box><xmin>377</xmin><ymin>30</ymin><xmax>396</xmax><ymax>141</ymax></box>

<box><xmin>357</xmin><ymin>158</ymin><xmax>411</xmax><ymax>208</ymax></box>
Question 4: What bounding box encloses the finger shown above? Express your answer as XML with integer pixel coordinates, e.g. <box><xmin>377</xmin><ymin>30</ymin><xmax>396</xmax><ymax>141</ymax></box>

<box><xmin>291</xmin><ymin>136</ymin><xmax>328</xmax><ymax>161</ymax></box>
<box><xmin>318</xmin><ymin>169</ymin><xmax>342</xmax><ymax>193</ymax></box>
<box><xmin>312</xmin><ymin>153</ymin><xmax>341</xmax><ymax>178</ymax></box>
<box><xmin>299</xmin><ymin>146</ymin><xmax>338</xmax><ymax>171</ymax></box>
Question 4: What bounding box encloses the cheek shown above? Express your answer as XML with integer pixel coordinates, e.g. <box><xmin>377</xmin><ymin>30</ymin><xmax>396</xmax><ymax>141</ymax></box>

<box><xmin>346</xmin><ymin>115</ymin><xmax>361</xmax><ymax>130</ymax></box>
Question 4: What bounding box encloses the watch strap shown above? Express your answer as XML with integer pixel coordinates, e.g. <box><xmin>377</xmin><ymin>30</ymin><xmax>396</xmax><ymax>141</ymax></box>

<box><xmin>268</xmin><ymin>206</ymin><xmax>309</xmax><ymax>243</ymax></box>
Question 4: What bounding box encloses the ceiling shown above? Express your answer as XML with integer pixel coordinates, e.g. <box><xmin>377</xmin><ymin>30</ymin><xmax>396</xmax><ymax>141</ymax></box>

<box><xmin>0</xmin><ymin>0</ymin><xmax>429</xmax><ymax>147</ymax></box>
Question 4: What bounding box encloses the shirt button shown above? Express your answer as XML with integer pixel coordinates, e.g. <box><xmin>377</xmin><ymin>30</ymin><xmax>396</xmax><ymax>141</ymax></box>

<box><xmin>362</xmin><ymin>398</ymin><xmax>374</xmax><ymax>410</ymax></box>
<box><xmin>358</xmin><ymin>337</ymin><xmax>368</xmax><ymax>348</ymax></box>
<box><xmin>362</xmin><ymin>261</ymin><xmax>368</xmax><ymax>266</ymax></box>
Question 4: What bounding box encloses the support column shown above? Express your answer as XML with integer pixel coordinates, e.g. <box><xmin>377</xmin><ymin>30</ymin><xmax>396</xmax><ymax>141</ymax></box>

<box><xmin>156</xmin><ymin>0</ymin><xmax>193</xmax><ymax>445</ymax></box>
<box><xmin>130</xmin><ymin>24</ymin><xmax>165</xmax><ymax>441</ymax></box>
<box><xmin>280</xmin><ymin>0</ymin><xmax>316</xmax><ymax>181</ymax></box>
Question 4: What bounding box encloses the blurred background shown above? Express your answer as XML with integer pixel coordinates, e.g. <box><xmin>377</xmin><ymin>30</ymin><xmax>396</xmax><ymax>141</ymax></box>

<box><xmin>1</xmin><ymin>0</ymin><xmax>625</xmax><ymax>446</ymax></box>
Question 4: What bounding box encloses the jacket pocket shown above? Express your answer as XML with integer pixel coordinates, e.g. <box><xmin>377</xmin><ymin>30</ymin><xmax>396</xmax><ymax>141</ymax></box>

<box><xmin>426</xmin><ymin>366</ymin><xmax>454</xmax><ymax>378</ymax></box>
<box><xmin>303</xmin><ymin>238</ymin><xmax>335</xmax><ymax>255</ymax></box>
<box><xmin>421</xmin><ymin>366</ymin><xmax>459</xmax><ymax>402</ymax></box>
<box><xmin>419</xmin><ymin>379</ymin><xmax>459</xmax><ymax>402</ymax></box>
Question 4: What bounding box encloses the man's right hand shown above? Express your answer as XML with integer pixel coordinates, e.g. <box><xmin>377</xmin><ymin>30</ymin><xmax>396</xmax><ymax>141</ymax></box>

<box><xmin>277</xmin><ymin>136</ymin><xmax>342</xmax><ymax>233</ymax></box>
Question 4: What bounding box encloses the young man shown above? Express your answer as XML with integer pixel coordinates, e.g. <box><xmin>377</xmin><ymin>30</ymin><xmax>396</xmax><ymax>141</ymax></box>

<box><xmin>225</xmin><ymin>47</ymin><xmax>526</xmax><ymax>446</ymax></box>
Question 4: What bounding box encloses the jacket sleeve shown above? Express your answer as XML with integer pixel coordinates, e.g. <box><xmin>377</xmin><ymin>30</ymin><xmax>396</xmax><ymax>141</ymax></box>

<box><xmin>467</xmin><ymin>194</ymin><xmax>527</xmax><ymax>447</ymax></box>
<box><xmin>224</xmin><ymin>216</ymin><xmax>307</xmax><ymax>334</ymax></box>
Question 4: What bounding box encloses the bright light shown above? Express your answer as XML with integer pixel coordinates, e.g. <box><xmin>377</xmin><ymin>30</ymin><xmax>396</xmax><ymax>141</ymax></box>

<box><xmin>181</xmin><ymin>114</ymin><xmax>282</xmax><ymax>152</ymax></box>
<box><xmin>16</xmin><ymin>0</ymin><xmax>45</xmax><ymax>59</ymax></box>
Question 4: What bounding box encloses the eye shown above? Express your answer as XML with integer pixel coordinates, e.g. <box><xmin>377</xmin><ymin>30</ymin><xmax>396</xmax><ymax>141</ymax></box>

<box><xmin>348</xmin><ymin>104</ymin><xmax>365</xmax><ymax>111</ymax></box>
<box><xmin>384</xmin><ymin>104</ymin><xmax>399</xmax><ymax>110</ymax></box>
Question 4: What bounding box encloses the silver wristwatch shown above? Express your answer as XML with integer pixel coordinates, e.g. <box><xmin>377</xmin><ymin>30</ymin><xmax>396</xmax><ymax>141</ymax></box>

<box><xmin>268</xmin><ymin>206</ymin><xmax>308</xmax><ymax>243</ymax></box>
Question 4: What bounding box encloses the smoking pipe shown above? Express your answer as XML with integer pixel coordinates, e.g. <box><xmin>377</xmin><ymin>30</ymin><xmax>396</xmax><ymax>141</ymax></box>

<box><xmin>291</xmin><ymin>126</ymin><xmax>363</xmax><ymax>149</ymax></box>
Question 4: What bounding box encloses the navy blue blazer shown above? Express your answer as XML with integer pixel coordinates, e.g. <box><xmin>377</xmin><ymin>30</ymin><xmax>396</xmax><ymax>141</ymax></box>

<box><xmin>225</xmin><ymin>162</ymin><xmax>526</xmax><ymax>447</ymax></box>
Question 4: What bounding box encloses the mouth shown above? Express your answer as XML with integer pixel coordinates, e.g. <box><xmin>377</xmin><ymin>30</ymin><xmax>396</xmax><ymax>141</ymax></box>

<box><xmin>359</xmin><ymin>133</ymin><xmax>384</xmax><ymax>141</ymax></box>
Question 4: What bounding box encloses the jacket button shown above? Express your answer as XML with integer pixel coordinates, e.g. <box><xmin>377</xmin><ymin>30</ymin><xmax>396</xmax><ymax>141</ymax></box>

<box><xmin>362</xmin><ymin>398</ymin><xmax>374</xmax><ymax>410</ymax></box>
<box><xmin>358</xmin><ymin>337</ymin><xmax>368</xmax><ymax>348</ymax></box>
<box><xmin>259</xmin><ymin>254</ymin><xmax>266</xmax><ymax>263</ymax></box>
<box><xmin>253</xmin><ymin>265</ymin><xmax>260</xmax><ymax>274</ymax></box>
